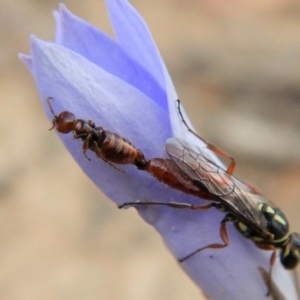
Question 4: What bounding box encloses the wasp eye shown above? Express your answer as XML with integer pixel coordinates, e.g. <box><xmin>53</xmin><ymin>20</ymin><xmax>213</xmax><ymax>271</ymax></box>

<box><xmin>55</xmin><ymin>111</ymin><xmax>76</xmax><ymax>133</ymax></box>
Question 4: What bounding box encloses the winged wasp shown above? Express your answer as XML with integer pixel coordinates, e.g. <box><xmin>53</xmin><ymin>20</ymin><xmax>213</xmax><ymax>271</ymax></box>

<box><xmin>120</xmin><ymin>100</ymin><xmax>300</xmax><ymax>292</ymax></box>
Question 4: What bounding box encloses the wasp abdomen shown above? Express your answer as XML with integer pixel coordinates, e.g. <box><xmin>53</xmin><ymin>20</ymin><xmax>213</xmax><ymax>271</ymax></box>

<box><xmin>145</xmin><ymin>158</ymin><xmax>212</xmax><ymax>199</ymax></box>
<box><xmin>96</xmin><ymin>131</ymin><xmax>146</xmax><ymax>168</ymax></box>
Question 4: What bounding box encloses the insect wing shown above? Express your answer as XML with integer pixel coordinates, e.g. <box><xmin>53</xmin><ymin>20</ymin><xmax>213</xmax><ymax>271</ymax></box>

<box><xmin>165</xmin><ymin>138</ymin><xmax>269</xmax><ymax>236</ymax></box>
<box><xmin>165</xmin><ymin>138</ymin><xmax>235</xmax><ymax>197</ymax></box>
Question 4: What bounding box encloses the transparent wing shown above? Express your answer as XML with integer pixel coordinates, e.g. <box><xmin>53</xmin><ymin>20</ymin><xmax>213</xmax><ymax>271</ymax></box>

<box><xmin>165</xmin><ymin>138</ymin><xmax>270</xmax><ymax>236</ymax></box>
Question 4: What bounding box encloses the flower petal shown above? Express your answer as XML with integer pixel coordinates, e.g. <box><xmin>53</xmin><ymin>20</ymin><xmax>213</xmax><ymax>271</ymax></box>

<box><xmin>54</xmin><ymin>4</ymin><xmax>168</xmax><ymax>112</ymax></box>
<box><xmin>106</xmin><ymin>0</ymin><xmax>164</xmax><ymax>91</ymax></box>
<box><xmin>106</xmin><ymin>0</ymin><xmax>205</xmax><ymax>145</ymax></box>
<box><xmin>18</xmin><ymin>53</ymin><xmax>33</xmax><ymax>72</ymax></box>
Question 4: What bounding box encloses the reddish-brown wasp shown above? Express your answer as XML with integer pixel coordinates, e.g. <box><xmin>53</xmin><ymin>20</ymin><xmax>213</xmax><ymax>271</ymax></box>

<box><xmin>47</xmin><ymin>97</ymin><xmax>146</xmax><ymax>169</ymax></box>
<box><xmin>120</xmin><ymin>99</ymin><xmax>300</xmax><ymax>292</ymax></box>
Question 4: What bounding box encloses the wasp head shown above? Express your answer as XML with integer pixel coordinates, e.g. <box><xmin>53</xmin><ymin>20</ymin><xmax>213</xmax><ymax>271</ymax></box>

<box><xmin>51</xmin><ymin>111</ymin><xmax>76</xmax><ymax>133</ymax></box>
<box><xmin>280</xmin><ymin>232</ymin><xmax>300</xmax><ymax>269</ymax></box>
<box><xmin>47</xmin><ymin>97</ymin><xmax>76</xmax><ymax>133</ymax></box>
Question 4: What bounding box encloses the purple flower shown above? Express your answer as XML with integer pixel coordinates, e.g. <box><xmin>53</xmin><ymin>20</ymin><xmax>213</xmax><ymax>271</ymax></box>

<box><xmin>19</xmin><ymin>1</ymin><xmax>297</xmax><ymax>299</ymax></box>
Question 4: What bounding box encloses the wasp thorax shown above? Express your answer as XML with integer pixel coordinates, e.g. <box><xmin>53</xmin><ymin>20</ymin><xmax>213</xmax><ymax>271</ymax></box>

<box><xmin>87</xmin><ymin>120</ymin><xmax>95</xmax><ymax>128</ymax></box>
<box><xmin>280</xmin><ymin>232</ymin><xmax>300</xmax><ymax>269</ymax></box>
<box><xmin>74</xmin><ymin>120</ymin><xmax>95</xmax><ymax>134</ymax></box>
<box><xmin>55</xmin><ymin>111</ymin><xmax>76</xmax><ymax>133</ymax></box>
<box><xmin>258</xmin><ymin>204</ymin><xmax>289</xmax><ymax>240</ymax></box>
<box><xmin>75</xmin><ymin>120</ymin><xmax>84</xmax><ymax>132</ymax></box>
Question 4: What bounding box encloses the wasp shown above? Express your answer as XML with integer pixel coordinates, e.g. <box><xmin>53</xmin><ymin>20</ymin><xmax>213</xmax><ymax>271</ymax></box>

<box><xmin>120</xmin><ymin>100</ymin><xmax>300</xmax><ymax>292</ymax></box>
<box><xmin>47</xmin><ymin>97</ymin><xmax>146</xmax><ymax>169</ymax></box>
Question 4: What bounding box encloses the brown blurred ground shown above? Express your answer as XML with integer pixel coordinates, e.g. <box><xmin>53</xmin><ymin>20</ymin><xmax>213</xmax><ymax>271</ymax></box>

<box><xmin>1</xmin><ymin>0</ymin><xmax>300</xmax><ymax>299</ymax></box>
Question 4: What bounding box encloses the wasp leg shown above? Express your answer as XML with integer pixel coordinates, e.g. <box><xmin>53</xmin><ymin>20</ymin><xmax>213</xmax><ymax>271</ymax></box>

<box><xmin>258</xmin><ymin>267</ymin><xmax>285</xmax><ymax>300</ymax></box>
<box><xmin>92</xmin><ymin>141</ymin><xmax>125</xmax><ymax>173</ymax></box>
<box><xmin>82</xmin><ymin>140</ymin><xmax>91</xmax><ymax>161</ymax></box>
<box><xmin>101</xmin><ymin>156</ymin><xmax>125</xmax><ymax>173</ymax></box>
<box><xmin>119</xmin><ymin>200</ymin><xmax>218</xmax><ymax>210</ymax></box>
<box><xmin>179</xmin><ymin>213</ymin><xmax>234</xmax><ymax>262</ymax></box>
<box><xmin>74</xmin><ymin>133</ymin><xmax>92</xmax><ymax>161</ymax></box>
<box><xmin>255</xmin><ymin>243</ymin><xmax>277</xmax><ymax>296</ymax></box>
<box><xmin>82</xmin><ymin>149</ymin><xmax>91</xmax><ymax>161</ymax></box>
<box><xmin>244</xmin><ymin>181</ymin><xmax>261</xmax><ymax>195</ymax></box>
<box><xmin>118</xmin><ymin>201</ymin><xmax>232</xmax><ymax>261</ymax></box>
<box><xmin>176</xmin><ymin>99</ymin><xmax>236</xmax><ymax>175</ymax></box>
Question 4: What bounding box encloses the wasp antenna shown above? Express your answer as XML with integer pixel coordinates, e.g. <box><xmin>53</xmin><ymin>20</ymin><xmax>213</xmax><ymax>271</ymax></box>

<box><xmin>176</xmin><ymin>99</ymin><xmax>191</xmax><ymax>132</ymax></box>
<box><xmin>46</xmin><ymin>97</ymin><xmax>56</xmax><ymax>117</ymax></box>
<box><xmin>176</xmin><ymin>98</ymin><xmax>199</xmax><ymax>138</ymax></box>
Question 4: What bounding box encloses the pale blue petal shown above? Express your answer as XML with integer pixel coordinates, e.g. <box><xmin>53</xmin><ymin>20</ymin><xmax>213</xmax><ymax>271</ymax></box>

<box><xmin>18</xmin><ymin>53</ymin><xmax>33</xmax><ymax>72</ymax></box>
<box><xmin>105</xmin><ymin>0</ymin><xmax>200</xmax><ymax>143</ymax></box>
<box><xmin>54</xmin><ymin>4</ymin><xmax>168</xmax><ymax>111</ymax></box>
<box><xmin>106</xmin><ymin>0</ymin><xmax>165</xmax><ymax>91</ymax></box>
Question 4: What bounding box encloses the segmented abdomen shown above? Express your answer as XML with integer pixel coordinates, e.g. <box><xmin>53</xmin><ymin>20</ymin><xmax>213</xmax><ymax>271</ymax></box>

<box><xmin>145</xmin><ymin>158</ymin><xmax>212</xmax><ymax>200</ymax></box>
<box><xmin>98</xmin><ymin>131</ymin><xmax>145</xmax><ymax>166</ymax></box>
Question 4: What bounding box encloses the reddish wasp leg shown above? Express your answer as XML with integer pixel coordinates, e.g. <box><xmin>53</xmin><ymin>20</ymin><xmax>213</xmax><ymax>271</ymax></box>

<box><xmin>176</xmin><ymin>99</ymin><xmax>236</xmax><ymax>175</ymax></box>
<box><xmin>255</xmin><ymin>243</ymin><xmax>277</xmax><ymax>296</ymax></box>
<box><xmin>118</xmin><ymin>201</ymin><xmax>234</xmax><ymax>262</ymax></box>
<box><xmin>179</xmin><ymin>213</ymin><xmax>233</xmax><ymax>262</ymax></box>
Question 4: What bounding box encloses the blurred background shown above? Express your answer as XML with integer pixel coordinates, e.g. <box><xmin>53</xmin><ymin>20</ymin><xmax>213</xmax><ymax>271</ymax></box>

<box><xmin>1</xmin><ymin>0</ymin><xmax>300</xmax><ymax>299</ymax></box>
